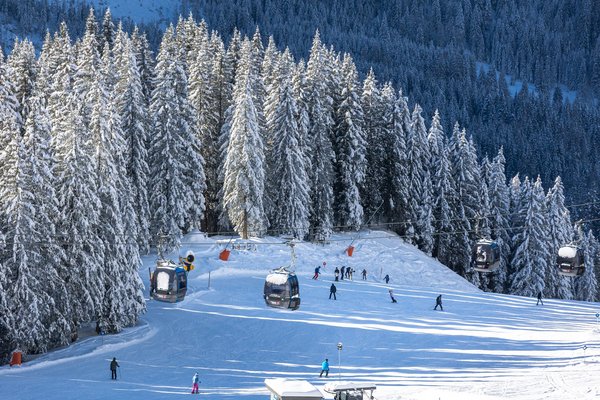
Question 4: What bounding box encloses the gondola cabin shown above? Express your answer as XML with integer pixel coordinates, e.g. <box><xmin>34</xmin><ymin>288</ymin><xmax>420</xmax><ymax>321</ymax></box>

<box><xmin>150</xmin><ymin>260</ymin><xmax>188</xmax><ymax>302</ymax></box>
<box><xmin>264</xmin><ymin>268</ymin><xmax>300</xmax><ymax>310</ymax></box>
<box><xmin>557</xmin><ymin>245</ymin><xmax>585</xmax><ymax>277</ymax></box>
<box><xmin>472</xmin><ymin>240</ymin><xmax>501</xmax><ymax>272</ymax></box>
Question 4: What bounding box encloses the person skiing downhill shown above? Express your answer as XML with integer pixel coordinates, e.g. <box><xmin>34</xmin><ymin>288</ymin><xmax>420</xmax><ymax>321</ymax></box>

<box><xmin>434</xmin><ymin>294</ymin><xmax>443</xmax><ymax>311</ymax></box>
<box><xmin>313</xmin><ymin>266</ymin><xmax>321</xmax><ymax>280</ymax></box>
<box><xmin>110</xmin><ymin>357</ymin><xmax>119</xmax><ymax>380</ymax></box>
<box><xmin>389</xmin><ymin>289</ymin><xmax>397</xmax><ymax>303</ymax></box>
<box><xmin>536</xmin><ymin>291</ymin><xmax>544</xmax><ymax>306</ymax></box>
<box><xmin>384</xmin><ymin>274</ymin><xmax>390</xmax><ymax>284</ymax></box>
<box><xmin>319</xmin><ymin>358</ymin><xmax>330</xmax><ymax>377</ymax></box>
<box><xmin>191</xmin><ymin>372</ymin><xmax>200</xmax><ymax>394</ymax></box>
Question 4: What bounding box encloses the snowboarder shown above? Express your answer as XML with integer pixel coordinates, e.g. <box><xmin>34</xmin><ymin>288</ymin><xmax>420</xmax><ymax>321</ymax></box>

<box><xmin>319</xmin><ymin>358</ymin><xmax>330</xmax><ymax>377</ymax></box>
<box><xmin>313</xmin><ymin>266</ymin><xmax>321</xmax><ymax>280</ymax></box>
<box><xmin>389</xmin><ymin>289</ymin><xmax>397</xmax><ymax>303</ymax></box>
<box><xmin>536</xmin><ymin>291</ymin><xmax>544</xmax><ymax>306</ymax></box>
<box><xmin>191</xmin><ymin>372</ymin><xmax>200</xmax><ymax>394</ymax></box>
<box><xmin>434</xmin><ymin>294</ymin><xmax>443</xmax><ymax>311</ymax></box>
<box><xmin>361</xmin><ymin>269</ymin><xmax>367</xmax><ymax>280</ymax></box>
<box><xmin>110</xmin><ymin>357</ymin><xmax>119</xmax><ymax>380</ymax></box>
<box><xmin>384</xmin><ymin>274</ymin><xmax>390</xmax><ymax>284</ymax></box>
<box><xmin>340</xmin><ymin>266</ymin><xmax>345</xmax><ymax>280</ymax></box>
<box><xmin>334</xmin><ymin>267</ymin><xmax>340</xmax><ymax>281</ymax></box>
<box><xmin>329</xmin><ymin>283</ymin><xmax>337</xmax><ymax>300</ymax></box>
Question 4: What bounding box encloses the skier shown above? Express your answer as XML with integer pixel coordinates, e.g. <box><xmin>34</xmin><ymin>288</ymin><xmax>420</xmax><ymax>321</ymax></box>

<box><xmin>319</xmin><ymin>358</ymin><xmax>330</xmax><ymax>377</ymax></box>
<box><xmin>191</xmin><ymin>372</ymin><xmax>200</xmax><ymax>394</ymax></box>
<box><xmin>384</xmin><ymin>274</ymin><xmax>390</xmax><ymax>284</ymax></box>
<box><xmin>389</xmin><ymin>289</ymin><xmax>397</xmax><ymax>303</ymax></box>
<box><xmin>361</xmin><ymin>269</ymin><xmax>367</xmax><ymax>280</ymax></box>
<box><xmin>536</xmin><ymin>291</ymin><xmax>544</xmax><ymax>306</ymax></box>
<box><xmin>329</xmin><ymin>283</ymin><xmax>337</xmax><ymax>300</ymax></box>
<box><xmin>110</xmin><ymin>357</ymin><xmax>119</xmax><ymax>380</ymax></box>
<box><xmin>434</xmin><ymin>294</ymin><xmax>443</xmax><ymax>311</ymax></box>
<box><xmin>313</xmin><ymin>266</ymin><xmax>321</xmax><ymax>280</ymax></box>
<box><xmin>334</xmin><ymin>267</ymin><xmax>340</xmax><ymax>281</ymax></box>
<box><xmin>340</xmin><ymin>266</ymin><xmax>345</xmax><ymax>280</ymax></box>
<box><xmin>348</xmin><ymin>268</ymin><xmax>353</xmax><ymax>280</ymax></box>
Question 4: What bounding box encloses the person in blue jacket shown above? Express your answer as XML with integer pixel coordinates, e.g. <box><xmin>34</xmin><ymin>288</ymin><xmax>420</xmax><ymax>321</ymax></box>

<box><xmin>319</xmin><ymin>358</ymin><xmax>330</xmax><ymax>377</ymax></box>
<box><xmin>191</xmin><ymin>372</ymin><xmax>200</xmax><ymax>394</ymax></box>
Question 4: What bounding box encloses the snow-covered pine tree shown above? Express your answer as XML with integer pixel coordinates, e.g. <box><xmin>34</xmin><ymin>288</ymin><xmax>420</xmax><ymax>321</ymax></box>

<box><xmin>291</xmin><ymin>60</ymin><xmax>312</xmax><ymax>179</ymax></box>
<box><xmin>222</xmin><ymin>41</ymin><xmax>267</xmax><ymax>239</ymax></box>
<box><xmin>446</xmin><ymin>123</ymin><xmax>475</xmax><ymax>280</ymax></box>
<box><xmin>189</xmin><ymin>32</ymin><xmax>219</xmax><ymax>233</ymax></box>
<box><xmin>149</xmin><ymin>26</ymin><xmax>206</xmax><ymax>249</ymax></box>
<box><xmin>487</xmin><ymin>148</ymin><xmax>511</xmax><ymax>293</ymax></box>
<box><xmin>131</xmin><ymin>27</ymin><xmax>155</xmax><ymax>105</ymax></box>
<box><xmin>305</xmin><ymin>31</ymin><xmax>335</xmax><ymax>240</ymax></box>
<box><xmin>113</xmin><ymin>27</ymin><xmax>151</xmax><ymax>253</ymax></box>
<box><xmin>0</xmin><ymin>49</ymin><xmax>21</xmax><ymax>231</ymax></box>
<box><xmin>264</xmin><ymin>48</ymin><xmax>290</xmax><ymax>225</ymax></box>
<box><xmin>7</xmin><ymin>97</ymin><xmax>74</xmax><ymax>354</ymax></box>
<box><xmin>55</xmin><ymin>90</ymin><xmax>103</xmax><ymax>336</ymax></box>
<box><xmin>385</xmin><ymin>88</ymin><xmax>411</xmax><ymax>235</ymax></box>
<box><xmin>0</xmin><ymin>232</ymin><xmax>15</xmax><ymax>363</ymax></box>
<box><xmin>574</xmin><ymin>230</ymin><xmax>598</xmax><ymax>301</ymax></box>
<box><xmin>407</xmin><ymin>104</ymin><xmax>434</xmax><ymax>254</ymax></box>
<box><xmin>545</xmin><ymin>176</ymin><xmax>574</xmax><ymax>299</ymax></box>
<box><xmin>101</xmin><ymin>8</ymin><xmax>115</xmax><ymax>50</ymax></box>
<box><xmin>509</xmin><ymin>177</ymin><xmax>549</xmax><ymax>297</ymax></box>
<box><xmin>268</xmin><ymin>74</ymin><xmax>310</xmax><ymax>239</ymax></box>
<box><xmin>92</xmin><ymin>44</ymin><xmax>144</xmax><ymax>333</ymax></box>
<box><xmin>427</xmin><ymin>111</ymin><xmax>452</xmax><ymax>262</ymax></box>
<box><xmin>74</xmin><ymin>9</ymin><xmax>101</xmax><ymax>130</ymax></box>
<box><xmin>21</xmin><ymin>91</ymin><xmax>71</xmax><ymax>349</ymax></box>
<box><xmin>360</xmin><ymin>69</ymin><xmax>385</xmax><ymax>224</ymax></box>
<box><xmin>173</xmin><ymin>34</ymin><xmax>206</xmax><ymax>233</ymax></box>
<box><xmin>7</xmin><ymin>38</ymin><xmax>37</xmax><ymax>131</ymax></box>
<box><xmin>333</xmin><ymin>54</ymin><xmax>366</xmax><ymax>230</ymax></box>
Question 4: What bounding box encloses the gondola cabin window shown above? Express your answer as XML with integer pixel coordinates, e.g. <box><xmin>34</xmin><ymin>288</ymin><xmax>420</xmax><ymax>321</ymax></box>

<box><xmin>156</xmin><ymin>271</ymin><xmax>171</xmax><ymax>292</ymax></box>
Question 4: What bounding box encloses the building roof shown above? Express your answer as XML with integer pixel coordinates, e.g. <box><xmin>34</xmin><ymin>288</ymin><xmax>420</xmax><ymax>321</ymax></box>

<box><xmin>265</xmin><ymin>378</ymin><xmax>323</xmax><ymax>398</ymax></box>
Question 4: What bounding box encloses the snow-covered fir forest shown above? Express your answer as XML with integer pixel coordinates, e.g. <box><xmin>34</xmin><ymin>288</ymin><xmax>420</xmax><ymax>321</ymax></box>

<box><xmin>1</xmin><ymin>0</ymin><xmax>600</xmax><ymax>230</ymax></box>
<box><xmin>1</xmin><ymin>9</ymin><xmax>599</xmax><ymax>365</ymax></box>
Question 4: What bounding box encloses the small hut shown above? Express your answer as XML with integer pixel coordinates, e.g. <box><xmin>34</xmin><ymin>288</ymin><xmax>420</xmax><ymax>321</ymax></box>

<box><xmin>265</xmin><ymin>378</ymin><xmax>323</xmax><ymax>400</ymax></box>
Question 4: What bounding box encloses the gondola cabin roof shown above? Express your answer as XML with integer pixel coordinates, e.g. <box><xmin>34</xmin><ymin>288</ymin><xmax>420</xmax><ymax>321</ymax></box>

<box><xmin>264</xmin><ymin>378</ymin><xmax>323</xmax><ymax>399</ymax></box>
<box><xmin>266</xmin><ymin>271</ymin><xmax>291</xmax><ymax>285</ymax></box>
<box><xmin>558</xmin><ymin>246</ymin><xmax>578</xmax><ymax>258</ymax></box>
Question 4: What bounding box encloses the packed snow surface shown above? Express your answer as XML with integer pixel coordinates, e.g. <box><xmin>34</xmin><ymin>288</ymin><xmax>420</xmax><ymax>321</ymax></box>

<box><xmin>1</xmin><ymin>230</ymin><xmax>600</xmax><ymax>400</ymax></box>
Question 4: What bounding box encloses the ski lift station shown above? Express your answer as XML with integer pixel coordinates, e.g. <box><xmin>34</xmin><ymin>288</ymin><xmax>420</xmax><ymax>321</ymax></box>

<box><xmin>265</xmin><ymin>378</ymin><xmax>323</xmax><ymax>400</ymax></box>
<box><xmin>323</xmin><ymin>382</ymin><xmax>377</xmax><ymax>400</ymax></box>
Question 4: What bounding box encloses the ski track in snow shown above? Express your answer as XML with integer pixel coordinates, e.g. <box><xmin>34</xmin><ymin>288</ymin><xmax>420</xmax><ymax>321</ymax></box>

<box><xmin>1</xmin><ymin>230</ymin><xmax>600</xmax><ymax>400</ymax></box>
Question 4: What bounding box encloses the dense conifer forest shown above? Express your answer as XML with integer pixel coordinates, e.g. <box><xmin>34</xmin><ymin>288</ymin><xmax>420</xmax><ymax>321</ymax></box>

<box><xmin>0</xmin><ymin>2</ymin><xmax>599</xmax><ymax>364</ymax></box>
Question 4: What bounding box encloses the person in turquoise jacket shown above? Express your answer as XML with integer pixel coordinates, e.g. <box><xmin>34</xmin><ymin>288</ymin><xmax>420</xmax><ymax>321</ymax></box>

<box><xmin>319</xmin><ymin>358</ymin><xmax>330</xmax><ymax>377</ymax></box>
<box><xmin>191</xmin><ymin>372</ymin><xmax>200</xmax><ymax>394</ymax></box>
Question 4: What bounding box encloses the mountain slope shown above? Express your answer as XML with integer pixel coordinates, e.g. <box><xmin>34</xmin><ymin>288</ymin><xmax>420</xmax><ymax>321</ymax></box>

<box><xmin>1</xmin><ymin>231</ymin><xmax>599</xmax><ymax>400</ymax></box>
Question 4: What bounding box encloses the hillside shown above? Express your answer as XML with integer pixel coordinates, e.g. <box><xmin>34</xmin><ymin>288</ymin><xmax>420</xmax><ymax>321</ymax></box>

<box><xmin>1</xmin><ymin>231</ymin><xmax>599</xmax><ymax>400</ymax></box>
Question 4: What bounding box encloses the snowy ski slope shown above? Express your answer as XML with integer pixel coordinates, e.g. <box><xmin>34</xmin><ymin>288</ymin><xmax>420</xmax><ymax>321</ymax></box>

<box><xmin>1</xmin><ymin>230</ymin><xmax>600</xmax><ymax>399</ymax></box>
